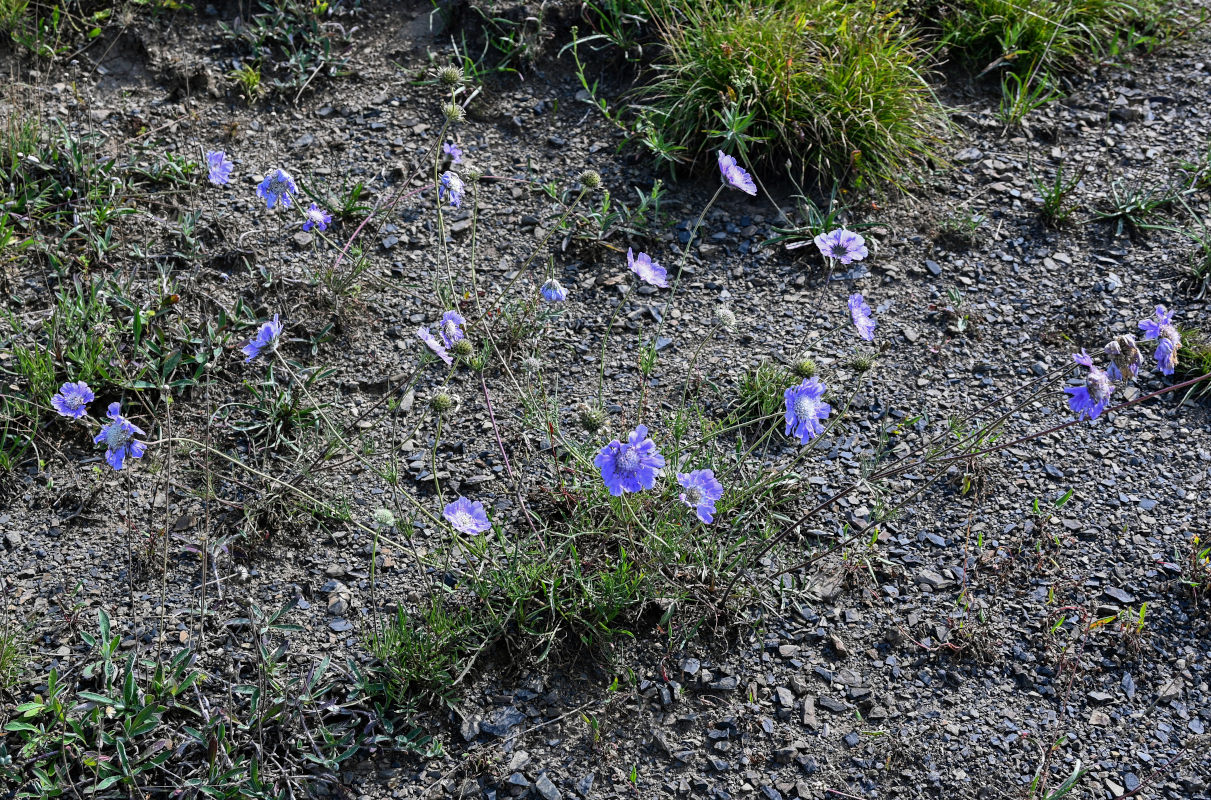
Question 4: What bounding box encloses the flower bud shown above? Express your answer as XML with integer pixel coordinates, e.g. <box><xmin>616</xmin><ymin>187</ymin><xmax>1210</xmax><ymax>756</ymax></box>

<box><xmin>442</xmin><ymin>103</ymin><xmax>465</xmax><ymax>124</ymax></box>
<box><xmin>373</xmin><ymin>508</ymin><xmax>396</xmax><ymax>528</ymax></box>
<box><xmin>452</xmin><ymin>339</ymin><xmax>474</xmax><ymax>358</ymax></box>
<box><xmin>430</xmin><ymin>392</ymin><xmax>456</xmax><ymax>413</ymax></box>
<box><xmin>791</xmin><ymin>357</ymin><xmax>817</xmax><ymax>379</ymax></box>
<box><xmin>437</xmin><ymin>65</ymin><xmax>464</xmax><ymax>87</ymax></box>
<box><xmin>578</xmin><ymin>403</ymin><xmax>607</xmax><ymax>434</ymax></box>
<box><xmin>578</xmin><ymin>169</ymin><xmax>602</xmax><ymax>189</ymax></box>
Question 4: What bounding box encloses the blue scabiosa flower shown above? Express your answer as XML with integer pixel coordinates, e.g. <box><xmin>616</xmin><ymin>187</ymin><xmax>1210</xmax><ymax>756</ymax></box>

<box><xmin>443</xmin><ymin>142</ymin><xmax>463</xmax><ymax>163</ymax></box>
<box><xmin>540</xmin><ymin>278</ymin><xmax>568</xmax><ymax>303</ymax></box>
<box><xmin>438</xmin><ymin>311</ymin><xmax>466</xmax><ymax>349</ymax></box>
<box><xmin>677</xmin><ymin>469</ymin><xmax>723</xmax><ymax>524</ymax></box>
<box><xmin>784</xmin><ymin>377</ymin><xmax>831</xmax><ymax>444</ymax></box>
<box><xmin>439</xmin><ymin>171</ymin><xmax>465</xmax><ymax>208</ymax></box>
<box><xmin>51</xmin><ymin>381</ymin><xmax>95</xmax><ymax>420</ymax></box>
<box><xmin>257</xmin><ymin>169</ymin><xmax>298</xmax><ymax>209</ymax></box>
<box><xmin>1138</xmin><ymin>305</ymin><xmax>1175</xmax><ymax>341</ymax></box>
<box><xmin>814</xmin><ymin>229</ymin><xmax>868</xmax><ymax>264</ymax></box>
<box><xmin>206</xmin><ymin>151</ymin><xmax>233</xmax><ymax>186</ymax></box>
<box><xmin>717</xmin><ymin>151</ymin><xmax>757</xmax><ymax>196</ymax></box>
<box><xmin>594</xmin><ymin>424</ymin><xmax>665</xmax><ymax>496</ymax></box>
<box><xmin>242</xmin><ymin>314</ymin><xmax>283</xmax><ymax>363</ymax></box>
<box><xmin>627</xmin><ymin>248</ymin><xmax>668</xmax><ymax>288</ymax></box>
<box><xmin>1065</xmin><ymin>350</ymin><xmax>1115</xmax><ymax>421</ymax></box>
<box><xmin>1155</xmin><ymin>334</ymin><xmax>1180</xmax><ymax>376</ymax></box>
<box><xmin>303</xmin><ymin>203</ymin><xmax>332</xmax><ymax>232</ymax></box>
<box><xmin>93</xmin><ymin>402</ymin><xmax>146</xmax><ymax>471</ymax></box>
<box><xmin>443</xmin><ymin>497</ymin><xmax>491</xmax><ymax>535</ymax></box>
<box><xmin>848</xmin><ymin>293</ymin><xmax>877</xmax><ymax>341</ymax></box>
<box><xmin>417</xmin><ymin>327</ymin><xmax>453</xmax><ymax>365</ymax></box>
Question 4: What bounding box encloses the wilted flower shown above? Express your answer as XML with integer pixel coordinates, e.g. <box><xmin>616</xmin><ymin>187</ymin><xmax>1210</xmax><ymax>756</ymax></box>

<box><xmin>717</xmin><ymin>151</ymin><xmax>757</xmax><ymax>196</ymax></box>
<box><xmin>206</xmin><ymin>151</ymin><xmax>233</xmax><ymax>186</ymax></box>
<box><xmin>417</xmin><ymin>327</ymin><xmax>453</xmax><ymax>365</ymax></box>
<box><xmin>439</xmin><ymin>310</ymin><xmax>466</xmax><ymax>348</ymax></box>
<box><xmin>1065</xmin><ymin>350</ymin><xmax>1115</xmax><ymax>421</ymax></box>
<box><xmin>51</xmin><ymin>381</ymin><xmax>94</xmax><ymax>420</ymax></box>
<box><xmin>257</xmin><ymin>169</ymin><xmax>298</xmax><ymax>209</ymax></box>
<box><xmin>713</xmin><ymin>306</ymin><xmax>737</xmax><ymax>333</ymax></box>
<box><xmin>784</xmin><ymin>377</ymin><xmax>831</xmax><ymax>444</ymax></box>
<box><xmin>439</xmin><ymin>171</ymin><xmax>465</xmax><ymax>208</ymax></box>
<box><xmin>848</xmin><ymin>293</ymin><xmax>877</xmax><ymax>341</ymax></box>
<box><xmin>627</xmin><ymin>248</ymin><xmax>668</xmax><ymax>288</ymax></box>
<box><xmin>94</xmin><ymin>402</ymin><xmax>146</xmax><ymax>471</ymax></box>
<box><xmin>677</xmin><ymin>469</ymin><xmax>723</xmax><ymax>524</ymax></box>
<box><xmin>792</xmin><ymin>357</ymin><xmax>817</xmax><ymax>379</ymax></box>
<box><xmin>443</xmin><ymin>141</ymin><xmax>463</xmax><ymax>163</ymax></box>
<box><xmin>594</xmin><ymin>424</ymin><xmax>665</xmax><ymax>496</ymax></box>
<box><xmin>1104</xmin><ymin>334</ymin><xmax>1141</xmax><ymax>382</ymax></box>
<box><xmin>540</xmin><ymin>278</ymin><xmax>568</xmax><ymax>303</ymax></box>
<box><xmin>303</xmin><ymin>203</ymin><xmax>332</xmax><ymax>232</ymax></box>
<box><xmin>443</xmin><ymin>497</ymin><xmax>491</xmax><ymax>535</ymax></box>
<box><xmin>578</xmin><ymin>169</ymin><xmax>602</xmax><ymax>189</ymax></box>
<box><xmin>373</xmin><ymin>508</ymin><xmax>397</xmax><ymax>528</ymax></box>
<box><xmin>242</xmin><ymin>314</ymin><xmax>283</xmax><ymax>362</ymax></box>
<box><xmin>814</xmin><ymin>229</ymin><xmax>868</xmax><ymax>264</ymax></box>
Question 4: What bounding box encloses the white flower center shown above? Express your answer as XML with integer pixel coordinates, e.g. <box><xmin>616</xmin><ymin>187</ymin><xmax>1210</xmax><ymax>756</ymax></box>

<box><xmin>443</xmin><ymin>321</ymin><xmax>459</xmax><ymax>341</ymax></box>
<box><xmin>684</xmin><ymin>485</ymin><xmax>703</xmax><ymax>505</ymax></box>
<box><xmin>452</xmin><ymin>510</ymin><xmax>473</xmax><ymax>529</ymax></box>
<box><xmin>793</xmin><ymin>395</ymin><xmax>816</xmax><ymax>420</ymax></box>
<box><xmin>66</xmin><ymin>394</ymin><xmax>83</xmax><ymax>408</ymax></box>
<box><xmin>617</xmin><ymin>446</ymin><xmax>640</xmax><ymax>473</ymax></box>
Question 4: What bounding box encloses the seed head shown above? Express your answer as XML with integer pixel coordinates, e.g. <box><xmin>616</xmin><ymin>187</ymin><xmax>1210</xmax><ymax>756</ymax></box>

<box><xmin>791</xmin><ymin>357</ymin><xmax>817</xmax><ymax>379</ymax></box>
<box><xmin>521</xmin><ymin>356</ymin><xmax>541</xmax><ymax>373</ymax></box>
<box><xmin>578</xmin><ymin>169</ymin><xmax>602</xmax><ymax>190</ymax></box>
<box><xmin>373</xmin><ymin>508</ymin><xmax>397</xmax><ymax>528</ymax></box>
<box><xmin>713</xmin><ymin>306</ymin><xmax>737</xmax><ymax>333</ymax></box>
<box><xmin>578</xmin><ymin>403</ymin><xmax>607</xmax><ymax>434</ymax></box>
<box><xmin>437</xmin><ymin>65</ymin><xmax>464</xmax><ymax>87</ymax></box>
<box><xmin>430</xmin><ymin>392</ymin><xmax>456</xmax><ymax>413</ymax></box>
<box><xmin>848</xmin><ymin>353</ymin><xmax>876</xmax><ymax>374</ymax></box>
<box><xmin>465</xmin><ymin>166</ymin><xmax>484</xmax><ymax>182</ymax></box>
<box><xmin>451</xmin><ymin>339</ymin><xmax>474</xmax><ymax>358</ymax></box>
<box><xmin>442</xmin><ymin>103</ymin><xmax>465</xmax><ymax>124</ymax></box>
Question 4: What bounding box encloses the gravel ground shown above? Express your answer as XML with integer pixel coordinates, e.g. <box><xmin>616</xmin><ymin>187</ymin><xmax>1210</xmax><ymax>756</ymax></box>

<box><xmin>2</xmin><ymin>1</ymin><xmax>1211</xmax><ymax>799</ymax></box>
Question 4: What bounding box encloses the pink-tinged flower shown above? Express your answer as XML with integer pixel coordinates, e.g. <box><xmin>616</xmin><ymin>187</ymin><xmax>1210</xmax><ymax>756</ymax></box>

<box><xmin>848</xmin><ymin>293</ymin><xmax>876</xmax><ymax>341</ymax></box>
<box><xmin>417</xmin><ymin>327</ymin><xmax>453</xmax><ymax>365</ymax></box>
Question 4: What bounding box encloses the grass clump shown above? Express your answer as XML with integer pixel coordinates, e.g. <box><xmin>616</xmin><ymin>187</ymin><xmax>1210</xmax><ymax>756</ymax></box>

<box><xmin>939</xmin><ymin>0</ymin><xmax>1196</xmax><ymax>75</ymax></box>
<box><xmin>633</xmin><ymin>0</ymin><xmax>944</xmax><ymax>187</ymax></box>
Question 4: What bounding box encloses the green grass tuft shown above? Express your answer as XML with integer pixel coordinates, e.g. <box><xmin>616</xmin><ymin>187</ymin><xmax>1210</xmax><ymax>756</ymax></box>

<box><xmin>632</xmin><ymin>0</ymin><xmax>945</xmax><ymax>187</ymax></box>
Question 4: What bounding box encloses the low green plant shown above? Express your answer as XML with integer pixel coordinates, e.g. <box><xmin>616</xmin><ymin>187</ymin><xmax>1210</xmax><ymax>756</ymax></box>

<box><xmin>999</xmin><ymin>67</ymin><xmax>1061</xmax><ymax>126</ymax></box>
<box><xmin>633</xmin><ymin>0</ymin><xmax>945</xmax><ymax>187</ymax></box>
<box><xmin>0</xmin><ymin>602</ymin><xmax>24</xmax><ymax>691</ymax></box>
<box><xmin>220</xmin><ymin>0</ymin><xmax>354</xmax><ymax>96</ymax></box>
<box><xmin>1092</xmin><ymin>177</ymin><xmax>1187</xmax><ymax>236</ymax></box>
<box><xmin>1032</xmin><ymin>159</ymin><xmax>1082</xmax><ymax>225</ymax></box>
<box><xmin>732</xmin><ymin>361</ymin><xmax>793</xmax><ymax>427</ymax></box>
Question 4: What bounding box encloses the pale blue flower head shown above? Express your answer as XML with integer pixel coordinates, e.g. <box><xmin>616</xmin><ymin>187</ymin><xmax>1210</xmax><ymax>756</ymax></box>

<box><xmin>784</xmin><ymin>377</ymin><xmax>831</xmax><ymax>444</ymax></box>
<box><xmin>443</xmin><ymin>142</ymin><xmax>463</xmax><ymax>163</ymax></box>
<box><xmin>627</xmin><ymin>248</ymin><xmax>668</xmax><ymax>288</ymax></box>
<box><xmin>677</xmin><ymin>469</ymin><xmax>723</xmax><ymax>524</ymax></box>
<box><xmin>594</xmin><ymin>424</ymin><xmax>665</xmax><ymax>496</ymax></box>
<box><xmin>717</xmin><ymin>151</ymin><xmax>757</xmax><ymax>196</ymax></box>
<box><xmin>848</xmin><ymin>293</ymin><xmax>876</xmax><ymax>341</ymax></box>
<box><xmin>93</xmin><ymin>401</ymin><xmax>146</xmax><ymax>470</ymax></box>
<box><xmin>540</xmin><ymin>278</ymin><xmax>568</xmax><ymax>303</ymax></box>
<box><xmin>242</xmin><ymin>314</ymin><xmax>283</xmax><ymax>362</ymax></box>
<box><xmin>417</xmin><ymin>327</ymin><xmax>452</xmax><ymax>365</ymax></box>
<box><xmin>206</xmin><ymin>151</ymin><xmax>233</xmax><ymax>186</ymax></box>
<box><xmin>303</xmin><ymin>203</ymin><xmax>332</xmax><ymax>232</ymax></box>
<box><xmin>1155</xmin><ymin>334</ymin><xmax>1180</xmax><ymax>376</ymax></box>
<box><xmin>444</xmin><ymin>497</ymin><xmax>491</xmax><ymax>535</ymax></box>
<box><xmin>814</xmin><ymin>229</ymin><xmax>868</xmax><ymax>264</ymax></box>
<box><xmin>257</xmin><ymin>169</ymin><xmax>298</xmax><ymax>209</ymax></box>
<box><xmin>439</xmin><ymin>171</ymin><xmax>465</xmax><ymax>208</ymax></box>
<box><xmin>51</xmin><ymin>381</ymin><xmax>94</xmax><ymax>420</ymax></box>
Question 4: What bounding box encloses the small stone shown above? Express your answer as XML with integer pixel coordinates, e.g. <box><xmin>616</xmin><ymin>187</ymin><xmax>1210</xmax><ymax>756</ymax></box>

<box><xmin>534</xmin><ymin>774</ymin><xmax>561</xmax><ymax>800</ymax></box>
<box><xmin>925</xmin><ymin>259</ymin><xmax>942</xmax><ymax>276</ymax></box>
<box><xmin>1103</xmin><ymin>587</ymin><xmax>1135</xmax><ymax>604</ymax></box>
